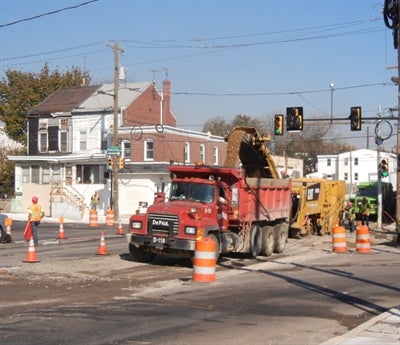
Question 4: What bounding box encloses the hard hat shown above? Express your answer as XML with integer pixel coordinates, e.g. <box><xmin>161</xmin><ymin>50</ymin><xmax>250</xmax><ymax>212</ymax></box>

<box><xmin>32</xmin><ymin>196</ymin><xmax>38</xmax><ymax>203</ymax></box>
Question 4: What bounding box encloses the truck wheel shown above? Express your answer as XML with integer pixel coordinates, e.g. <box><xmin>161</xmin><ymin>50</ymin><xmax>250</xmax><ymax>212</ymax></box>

<box><xmin>274</xmin><ymin>223</ymin><xmax>288</xmax><ymax>253</ymax></box>
<box><xmin>249</xmin><ymin>224</ymin><xmax>262</xmax><ymax>258</ymax></box>
<box><xmin>261</xmin><ymin>226</ymin><xmax>274</xmax><ymax>256</ymax></box>
<box><xmin>205</xmin><ymin>234</ymin><xmax>220</xmax><ymax>262</ymax></box>
<box><xmin>129</xmin><ymin>244</ymin><xmax>155</xmax><ymax>263</ymax></box>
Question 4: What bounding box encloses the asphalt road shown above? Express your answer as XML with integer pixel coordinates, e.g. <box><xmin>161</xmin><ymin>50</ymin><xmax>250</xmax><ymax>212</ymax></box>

<box><xmin>0</xmin><ymin>220</ymin><xmax>399</xmax><ymax>345</ymax></box>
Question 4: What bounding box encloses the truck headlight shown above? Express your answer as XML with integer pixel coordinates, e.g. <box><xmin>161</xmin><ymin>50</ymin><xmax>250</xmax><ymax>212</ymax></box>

<box><xmin>131</xmin><ymin>221</ymin><xmax>142</xmax><ymax>229</ymax></box>
<box><xmin>185</xmin><ymin>226</ymin><xmax>197</xmax><ymax>235</ymax></box>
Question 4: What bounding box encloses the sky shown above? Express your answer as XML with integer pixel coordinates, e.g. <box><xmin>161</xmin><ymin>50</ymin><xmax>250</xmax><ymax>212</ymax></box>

<box><xmin>0</xmin><ymin>0</ymin><xmax>398</xmax><ymax>151</ymax></box>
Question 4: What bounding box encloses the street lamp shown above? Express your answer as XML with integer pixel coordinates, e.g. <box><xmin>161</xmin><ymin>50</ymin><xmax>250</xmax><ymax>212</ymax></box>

<box><xmin>329</xmin><ymin>83</ymin><xmax>334</xmax><ymax>123</ymax></box>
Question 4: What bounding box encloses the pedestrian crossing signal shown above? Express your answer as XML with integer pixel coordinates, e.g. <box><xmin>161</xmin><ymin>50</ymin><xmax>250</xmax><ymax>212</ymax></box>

<box><xmin>274</xmin><ymin>114</ymin><xmax>284</xmax><ymax>135</ymax></box>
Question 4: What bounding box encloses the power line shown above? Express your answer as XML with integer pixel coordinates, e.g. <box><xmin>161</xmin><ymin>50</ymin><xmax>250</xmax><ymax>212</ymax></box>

<box><xmin>0</xmin><ymin>0</ymin><xmax>99</xmax><ymax>28</ymax></box>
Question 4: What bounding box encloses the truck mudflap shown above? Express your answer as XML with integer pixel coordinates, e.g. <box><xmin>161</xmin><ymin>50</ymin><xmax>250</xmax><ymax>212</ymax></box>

<box><xmin>126</xmin><ymin>233</ymin><xmax>196</xmax><ymax>251</ymax></box>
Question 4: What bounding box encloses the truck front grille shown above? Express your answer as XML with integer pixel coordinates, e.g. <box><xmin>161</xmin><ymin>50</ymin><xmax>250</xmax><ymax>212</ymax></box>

<box><xmin>148</xmin><ymin>213</ymin><xmax>179</xmax><ymax>237</ymax></box>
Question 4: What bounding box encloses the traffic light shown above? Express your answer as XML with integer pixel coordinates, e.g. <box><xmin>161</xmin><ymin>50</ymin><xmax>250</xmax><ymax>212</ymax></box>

<box><xmin>274</xmin><ymin>114</ymin><xmax>284</xmax><ymax>135</ymax></box>
<box><xmin>380</xmin><ymin>158</ymin><xmax>389</xmax><ymax>177</ymax></box>
<box><xmin>119</xmin><ymin>157</ymin><xmax>125</xmax><ymax>170</ymax></box>
<box><xmin>286</xmin><ymin>107</ymin><xmax>303</xmax><ymax>131</ymax></box>
<box><xmin>350</xmin><ymin>106</ymin><xmax>361</xmax><ymax>131</ymax></box>
<box><xmin>107</xmin><ymin>157</ymin><xmax>113</xmax><ymax>171</ymax></box>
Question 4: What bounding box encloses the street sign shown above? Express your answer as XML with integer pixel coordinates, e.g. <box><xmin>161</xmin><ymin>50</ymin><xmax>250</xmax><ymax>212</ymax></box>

<box><xmin>107</xmin><ymin>146</ymin><xmax>121</xmax><ymax>156</ymax></box>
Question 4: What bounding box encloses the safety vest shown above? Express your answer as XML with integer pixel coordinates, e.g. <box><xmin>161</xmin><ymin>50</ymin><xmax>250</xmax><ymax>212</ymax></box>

<box><xmin>360</xmin><ymin>203</ymin><xmax>369</xmax><ymax>215</ymax></box>
<box><xmin>29</xmin><ymin>204</ymin><xmax>42</xmax><ymax>221</ymax></box>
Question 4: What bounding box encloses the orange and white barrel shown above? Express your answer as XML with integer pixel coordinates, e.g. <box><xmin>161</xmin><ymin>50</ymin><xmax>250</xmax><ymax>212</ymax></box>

<box><xmin>106</xmin><ymin>208</ymin><xmax>115</xmax><ymax>226</ymax></box>
<box><xmin>192</xmin><ymin>237</ymin><xmax>217</xmax><ymax>283</ymax></box>
<box><xmin>89</xmin><ymin>209</ymin><xmax>99</xmax><ymax>227</ymax></box>
<box><xmin>356</xmin><ymin>225</ymin><xmax>371</xmax><ymax>253</ymax></box>
<box><xmin>332</xmin><ymin>225</ymin><xmax>347</xmax><ymax>253</ymax></box>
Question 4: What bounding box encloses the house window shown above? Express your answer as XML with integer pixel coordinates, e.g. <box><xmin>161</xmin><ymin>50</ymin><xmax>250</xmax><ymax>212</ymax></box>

<box><xmin>200</xmin><ymin>144</ymin><xmax>205</xmax><ymax>162</ymax></box>
<box><xmin>327</xmin><ymin>158</ymin><xmax>331</xmax><ymax>167</ymax></box>
<box><xmin>354</xmin><ymin>172</ymin><xmax>358</xmax><ymax>181</ymax></box>
<box><xmin>39</xmin><ymin>132</ymin><xmax>48</xmax><ymax>153</ymax></box>
<box><xmin>42</xmin><ymin>166</ymin><xmax>50</xmax><ymax>184</ymax></box>
<box><xmin>101</xmin><ymin>131</ymin><xmax>110</xmax><ymax>151</ymax></box>
<box><xmin>344</xmin><ymin>158</ymin><xmax>349</xmax><ymax>166</ymax></box>
<box><xmin>80</xmin><ymin>130</ymin><xmax>87</xmax><ymax>151</ymax></box>
<box><xmin>76</xmin><ymin>165</ymin><xmax>101</xmax><ymax>184</ymax></box>
<box><xmin>344</xmin><ymin>172</ymin><xmax>348</xmax><ymax>181</ymax></box>
<box><xmin>145</xmin><ymin>140</ymin><xmax>154</xmax><ymax>161</ymax></box>
<box><xmin>60</xmin><ymin>131</ymin><xmax>68</xmax><ymax>152</ymax></box>
<box><xmin>31</xmin><ymin>166</ymin><xmax>40</xmax><ymax>183</ymax></box>
<box><xmin>213</xmin><ymin>146</ymin><xmax>219</xmax><ymax>165</ymax></box>
<box><xmin>184</xmin><ymin>142</ymin><xmax>190</xmax><ymax>163</ymax></box>
<box><xmin>22</xmin><ymin>166</ymin><xmax>30</xmax><ymax>183</ymax></box>
<box><xmin>122</xmin><ymin>141</ymin><xmax>131</xmax><ymax>160</ymax></box>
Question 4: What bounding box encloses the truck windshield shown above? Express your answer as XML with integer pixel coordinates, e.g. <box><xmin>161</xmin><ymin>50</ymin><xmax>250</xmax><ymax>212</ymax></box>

<box><xmin>170</xmin><ymin>182</ymin><xmax>215</xmax><ymax>203</ymax></box>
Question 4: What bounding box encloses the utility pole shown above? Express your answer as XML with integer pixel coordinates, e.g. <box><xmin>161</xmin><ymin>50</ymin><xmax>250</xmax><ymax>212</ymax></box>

<box><xmin>106</xmin><ymin>41</ymin><xmax>124</xmax><ymax>221</ymax></box>
<box><xmin>397</xmin><ymin>7</ymin><xmax>400</xmax><ymax>242</ymax></box>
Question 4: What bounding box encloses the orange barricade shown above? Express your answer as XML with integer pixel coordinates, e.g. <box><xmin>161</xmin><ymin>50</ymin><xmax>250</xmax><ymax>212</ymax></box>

<box><xmin>106</xmin><ymin>208</ymin><xmax>115</xmax><ymax>226</ymax></box>
<box><xmin>89</xmin><ymin>209</ymin><xmax>99</xmax><ymax>227</ymax></box>
<box><xmin>192</xmin><ymin>237</ymin><xmax>217</xmax><ymax>283</ymax></box>
<box><xmin>356</xmin><ymin>225</ymin><xmax>371</xmax><ymax>253</ymax></box>
<box><xmin>332</xmin><ymin>225</ymin><xmax>347</xmax><ymax>253</ymax></box>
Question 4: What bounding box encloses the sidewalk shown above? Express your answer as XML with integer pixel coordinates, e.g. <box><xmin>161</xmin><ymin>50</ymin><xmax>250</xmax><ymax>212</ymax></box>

<box><xmin>320</xmin><ymin>306</ymin><xmax>400</xmax><ymax>345</ymax></box>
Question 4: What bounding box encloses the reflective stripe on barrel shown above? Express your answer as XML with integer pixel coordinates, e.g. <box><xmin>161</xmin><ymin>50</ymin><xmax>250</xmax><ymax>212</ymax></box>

<box><xmin>192</xmin><ymin>237</ymin><xmax>216</xmax><ymax>283</ymax></box>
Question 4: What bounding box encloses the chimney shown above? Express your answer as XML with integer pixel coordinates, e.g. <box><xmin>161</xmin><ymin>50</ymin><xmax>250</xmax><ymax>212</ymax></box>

<box><xmin>163</xmin><ymin>79</ymin><xmax>171</xmax><ymax>125</ymax></box>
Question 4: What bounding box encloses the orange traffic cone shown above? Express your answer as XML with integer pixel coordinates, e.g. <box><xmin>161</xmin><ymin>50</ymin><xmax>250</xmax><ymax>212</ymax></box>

<box><xmin>116</xmin><ymin>219</ymin><xmax>125</xmax><ymax>235</ymax></box>
<box><xmin>57</xmin><ymin>216</ymin><xmax>67</xmax><ymax>239</ymax></box>
<box><xmin>96</xmin><ymin>232</ymin><xmax>109</xmax><ymax>255</ymax></box>
<box><xmin>23</xmin><ymin>237</ymin><xmax>40</xmax><ymax>263</ymax></box>
<box><xmin>5</xmin><ymin>217</ymin><xmax>13</xmax><ymax>241</ymax></box>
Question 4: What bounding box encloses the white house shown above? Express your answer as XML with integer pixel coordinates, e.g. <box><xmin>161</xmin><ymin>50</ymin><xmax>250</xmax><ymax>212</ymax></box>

<box><xmin>316</xmin><ymin>149</ymin><xmax>397</xmax><ymax>193</ymax></box>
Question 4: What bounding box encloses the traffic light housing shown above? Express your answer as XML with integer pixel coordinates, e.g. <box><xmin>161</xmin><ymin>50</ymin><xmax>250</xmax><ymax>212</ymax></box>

<box><xmin>119</xmin><ymin>157</ymin><xmax>125</xmax><ymax>170</ymax></box>
<box><xmin>380</xmin><ymin>158</ymin><xmax>389</xmax><ymax>177</ymax></box>
<box><xmin>107</xmin><ymin>157</ymin><xmax>113</xmax><ymax>171</ymax></box>
<box><xmin>274</xmin><ymin>114</ymin><xmax>284</xmax><ymax>135</ymax></box>
<box><xmin>286</xmin><ymin>107</ymin><xmax>303</xmax><ymax>131</ymax></box>
<box><xmin>350</xmin><ymin>106</ymin><xmax>361</xmax><ymax>131</ymax></box>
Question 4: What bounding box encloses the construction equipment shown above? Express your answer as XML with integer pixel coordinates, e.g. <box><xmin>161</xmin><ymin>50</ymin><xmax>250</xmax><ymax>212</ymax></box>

<box><xmin>126</xmin><ymin>127</ymin><xmax>291</xmax><ymax>262</ymax></box>
<box><xmin>290</xmin><ymin>178</ymin><xmax>346</xmax><ymax>237</ymax></box>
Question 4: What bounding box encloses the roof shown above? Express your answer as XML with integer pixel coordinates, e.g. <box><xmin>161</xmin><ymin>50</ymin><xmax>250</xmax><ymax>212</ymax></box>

<box><xmin>28</xmin><ymin>85</ymin><xmax>101</xmax><ymax>117</ymax></box>
<box><xmin>74</xmin><ymin>82</ymin><xmax>153</xmax><ymax>113</ymax></box>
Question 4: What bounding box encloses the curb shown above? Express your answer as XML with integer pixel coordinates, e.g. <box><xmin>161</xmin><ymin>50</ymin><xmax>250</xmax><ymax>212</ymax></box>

<box><xmin>320</xmin><ymin>306</ymin><xmax>400</xmax><ymax>345</ymax></box>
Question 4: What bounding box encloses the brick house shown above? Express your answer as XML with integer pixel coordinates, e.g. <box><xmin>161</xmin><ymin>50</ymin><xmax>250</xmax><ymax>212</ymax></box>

<box><xmin>8</xmin><ymin>79</ymin><xmax>227</xmax><ymax>219</ymax></box>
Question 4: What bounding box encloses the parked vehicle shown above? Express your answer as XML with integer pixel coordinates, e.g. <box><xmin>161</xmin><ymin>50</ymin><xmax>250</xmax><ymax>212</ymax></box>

<box><xmin>126</xmin><ymin>127</ymin><xmax>292</xmax><ymax>262</ymax></box>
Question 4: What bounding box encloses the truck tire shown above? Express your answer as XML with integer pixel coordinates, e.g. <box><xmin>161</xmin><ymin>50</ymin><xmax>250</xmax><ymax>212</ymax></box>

<box><xmin>249</xmin><ymin>224</ymin><xmax>262</xmax><ymax>258</ymax></box>
<box><xmin>129</xmin><ymin>244</ymin><xmax>155</xmax><ymax>263</ymax></box>
<box><xmin>261</xmin><ymin>225</ymin><xmax>274</xmax><ymax>256</ymax></box>
<box><xmin>205</xmin><ymin>234</ymin><xmax>220</xmax><ymax>262</ymax></box>
<box><xmin>274</xmin><ymin>223</ymin><xmax>288</xmax><ymax>253</ymax></box>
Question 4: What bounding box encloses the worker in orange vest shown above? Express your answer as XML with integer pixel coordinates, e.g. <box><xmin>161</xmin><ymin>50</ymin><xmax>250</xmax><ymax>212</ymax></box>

<box><xmin>28</xmin><ymin>196</ymin><xmax>45</xmax><ymax>246</ymax></box>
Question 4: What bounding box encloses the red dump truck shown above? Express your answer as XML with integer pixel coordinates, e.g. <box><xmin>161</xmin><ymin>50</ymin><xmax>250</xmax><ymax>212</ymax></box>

<box><xmin>126</xmin><ymin>127</ymin><xmax>292</xmax><ymax>262</ymax></box>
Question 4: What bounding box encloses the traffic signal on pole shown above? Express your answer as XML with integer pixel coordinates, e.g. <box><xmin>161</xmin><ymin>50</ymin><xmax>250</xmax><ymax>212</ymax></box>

<box><xmin>380</xmin><ymin>158</ymin><xmax>389</xmax><ymax>177</ymax></box>
<box><xmin>107</xmin><ymin>157</ymin><xmax>113</xmax><ymax>171</ymax></box>
<box><xmin>119</xmin><ymin>157</ymin><xmax>125</xmax><ymax>170</ymax></box>
<box><xmin>274</xmin><ymin>114</ymin><xmax>284</xmax><ymax>135</ymax></box>
<box><xmin>286</xmin><ymin>107</ymin><xmax>303</xmax><ymax>131</ymax></box>
<box><xmin>350</xmin><ymin>106</ymin><xmax>361</xmax><ymax>131</ymax></box>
